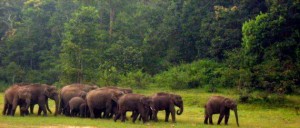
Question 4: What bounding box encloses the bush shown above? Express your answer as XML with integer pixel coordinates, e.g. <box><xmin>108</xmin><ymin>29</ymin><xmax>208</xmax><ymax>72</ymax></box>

<box><xmin>97</xmin><ymin>66</ymin><xmax>121</xmax><ymax>86</ymax></box>
<box><xmin>0</xmin><ymin>81</ymin><xmax>10</xmax><ymax>92</ymax></box>
<box><xmin>118</xmin><ymin>70</ymin><xmax>152</xmax><ymax>89</ymax></box>
<box><xmin>153</xmin><ymin>60</ymin><xmax>226</xmax><ymax>90</ymax></box>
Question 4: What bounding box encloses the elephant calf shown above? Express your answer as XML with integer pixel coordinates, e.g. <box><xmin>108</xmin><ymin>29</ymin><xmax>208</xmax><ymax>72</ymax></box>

<box><xmin>69</xmin><ymin>97</ymin><xmax>88</xmax><ymax>117</ymax></box>
<box><xmin>204</xmin><ymin>96</ymin><xmax>239</xmax><ymax>127</ymax></box>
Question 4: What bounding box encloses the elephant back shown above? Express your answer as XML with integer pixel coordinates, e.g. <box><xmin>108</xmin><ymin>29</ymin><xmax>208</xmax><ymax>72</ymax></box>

<box><xmin>60</xmin><ymin>84</ymin><xmax>98</xmax><ymax>102</ymax></box>
<box><xmin>99</xmin><ymin>86</ymin><xmax>133</xmax><ymax>94</ymax></box>
<box><xmin>69</xmin><ymin>97</ymin><xmax>85</xmax><ymax>109</ymax></box>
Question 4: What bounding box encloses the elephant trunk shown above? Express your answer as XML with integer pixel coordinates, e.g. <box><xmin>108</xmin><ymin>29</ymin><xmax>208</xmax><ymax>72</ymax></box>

<box><xmin>234</xmin><ymin>108</ymin><xmax>239</xmax><ymax>127</ymax></box>
<box><xmin>24</xmin><ymin>98</ymin><xmax>31</xmax><ymax>110</ymax></box>
<box><xmin>176</xmin><ymin>104</ymin><xmax>183</xmax><ymax>115</ymax></box>
<box><xmin>54</xmin><ymin>95</ymin><xmax>59</xmax><ymax>116</ymax></box>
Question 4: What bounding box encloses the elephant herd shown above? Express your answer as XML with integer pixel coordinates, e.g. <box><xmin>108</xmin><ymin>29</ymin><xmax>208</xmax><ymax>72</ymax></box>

<box><xmin>2</xmin><ymin>83</ymin><xmax>239</xmax><ymax>126</ymax></box>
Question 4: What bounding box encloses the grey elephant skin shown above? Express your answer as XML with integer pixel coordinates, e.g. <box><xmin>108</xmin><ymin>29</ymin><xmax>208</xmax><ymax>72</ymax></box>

<box><xmin>69</xmin><ymin>96</ymin><xmax>89</xmax><ymax>117</ymax></box>
<box><xmin>3</xmin><ymin>84</ymin><xmax>32</xmax><ymax>116</ymax></box>
<box><xmin>86</xmin><ymin>88</ymin><xmax>124</xmax><ymax>118</ymax></box>
<box><xmin>114</xmin><ymin>93</ymin><xmax>152</xmax><ymax>123</ymax></box>
<box><xmin>204</xmin><ymin>96</ymin><xmax>239</xmax><ymax>127</ymax></box>
<box><xmin>26</xmin><ymin>83</ymin><xmax>59</xmax><ymax>116</ymax></box>
<box><xmin>150</xmin><ymin>92</ymin><xmax>183</xmax><ymax>123</ymax></box>
<box><xmin>59</xmin><ymin>83</ymin><xmax>98</xmax><ymax>116</ymax></box>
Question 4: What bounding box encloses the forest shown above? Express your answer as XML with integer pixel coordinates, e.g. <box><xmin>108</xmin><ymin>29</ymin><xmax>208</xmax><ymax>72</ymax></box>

<box><xmin>0</xmin><ymin>0</ymin><xmax>299</xmax><ymax>101</ymax></box>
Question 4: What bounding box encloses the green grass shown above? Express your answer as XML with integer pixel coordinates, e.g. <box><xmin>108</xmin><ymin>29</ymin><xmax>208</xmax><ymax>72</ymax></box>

<box><xmin>1</xmin><ymin>88</ymin><xmax>299</xmax><ymax>128</ymax></box>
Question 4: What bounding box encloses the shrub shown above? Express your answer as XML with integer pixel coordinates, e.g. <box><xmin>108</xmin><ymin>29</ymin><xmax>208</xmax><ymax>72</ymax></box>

<box><xmin>153</xmin><ymin>60</ymin><xmax>226</xmax><ymax>90</ymax></box>
<box><xmin>118</xmin><ymin>70</ymin><xmax>152</xmax><ymax>89</ymax></box>
<box><xmin>0</xmin><ymin>81</ymin><xmax>10</xmax><ymax>92</ymax></box>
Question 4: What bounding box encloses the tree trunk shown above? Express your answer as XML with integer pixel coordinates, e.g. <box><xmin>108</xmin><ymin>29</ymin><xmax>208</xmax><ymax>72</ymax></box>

<box><xmin>109</xmin><ymin>1</ymin><xmax>115</xmax><ymax>38</ymax></box>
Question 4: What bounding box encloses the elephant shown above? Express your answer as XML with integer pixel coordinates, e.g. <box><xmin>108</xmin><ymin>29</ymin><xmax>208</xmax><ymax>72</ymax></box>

<box><xmin>86</xmin><ymin>88</ymin><xmax>124</xmax><ymax>118</ymax></box>
<box><xmin>79</xmin><ymin>102</ymin><xmax>90</xmax><ymax>118</ymax></box>
<box><xmin>59</xmin><ymin>83</ymin><xmax>98</xmax><ymax>116</ymax></box>
<box><xmin>68</xmin><ymin>91</ymin><xmax>87</xmax><ymax>117</ymax></box>
<box><xmin>89</xmin><ymin>86</ymin><xmax>133</xmax><ymax>118</ymax></box>
<box><xmin>24</xmin><ymin>83</ymin><xmax>59</xmax><ymax>116</ymax></box>
<box><xmin>114</xmin><ymin>94</ymin><xmax>152</xmax><ymax>123</ymax></box>
<box><xmin>3</xmin><ymin>83</ymin><xmax>28</xmax><ymax>115</ymax></box>
<box><xmin>3</xmin><ymin>84</ymin><xmax>32</xmax><ymax>116</ymax></box>
<box><xmin>69</xmin><ymin>97</ymin><xmax>86</xmax><ymax>117</ymax></box>
<box><xmin>21</xmin><ymin>97</ymin><xmax>52</xmax><ymax>116</ymax></box>
<box><xmin>204</xmin><ymin>96</ymin><xmax>239</xmax><ymax>127</ymax></box>
<box><xmin>150</xmin><ymin>92</ymin><xmax>184</xmax><ymax>123</ymax></box>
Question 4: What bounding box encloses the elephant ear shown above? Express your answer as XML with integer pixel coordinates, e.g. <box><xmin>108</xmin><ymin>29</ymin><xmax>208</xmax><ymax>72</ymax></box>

<box><xmin>224</xmin><ymin>98</ymin><xmax>234</xmax><ymax>108</ymax></box>
<box><xmin>44</xmin><ymin>87</ymin><xmax>51</xmax><ymax>97</ymax></box>
<box><xmin>18</xmin><ymin>88</ymin><xmax>31</xmax><ymax>99</ymax></box>
<box><xmin>140</xmin><ymin>96</ymin><xmax>151</xmax><ymax>106</ymax></box>
<box><xmin>111</xmin><ymin>91</ymin><xmax>124</xmax><ymax>102</ymax></box>
<box><xmin>79</xmin><ymin>91</ymin><xmax>87</xmax><ymax>99</ymax></box>
<box><xmin>170</xmin><ymin>94</ymin><xmax>179</xmax><ymax>104</ymax></box>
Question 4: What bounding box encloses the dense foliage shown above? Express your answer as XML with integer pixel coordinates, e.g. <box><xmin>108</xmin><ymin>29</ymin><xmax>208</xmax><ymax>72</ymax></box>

<box><xmin>0</xmin><ymin>0</ymin><xmax>299</xmax><ymax>96</ymax></box>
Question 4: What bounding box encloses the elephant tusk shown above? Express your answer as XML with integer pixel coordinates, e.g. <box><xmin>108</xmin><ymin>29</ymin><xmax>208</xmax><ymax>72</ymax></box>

<box><xmin>150</xmin><ymin>107</ymin><xmax>155</xmax><ymax>111</ymax></box>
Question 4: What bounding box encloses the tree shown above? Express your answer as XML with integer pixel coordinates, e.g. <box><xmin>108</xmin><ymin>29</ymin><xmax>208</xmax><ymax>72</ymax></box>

<box><xmin>241</xmin><ymin>1</ymin><xmax>300</xmax><ymax>94</ymax></box>
<box><xmin>60</xmin><ymin>6</ymin><xmax>106</xmax><ymax>84</ymax></box>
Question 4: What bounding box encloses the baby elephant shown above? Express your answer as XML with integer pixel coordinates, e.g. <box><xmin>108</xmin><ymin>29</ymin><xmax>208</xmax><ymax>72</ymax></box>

<box><xmin>204</xmin><ymin>96</ymin><xmax>239</xmax><ymax>127</ymax></box>
<box><xmin>69</xmin><ymin>97</ymin><xmax>89</xmax><ymax>117</ymax></box>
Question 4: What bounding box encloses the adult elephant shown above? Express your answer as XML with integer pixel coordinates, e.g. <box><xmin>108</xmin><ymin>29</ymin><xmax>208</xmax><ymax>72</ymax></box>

<box><xmin>114</xmin><ymin>94</ymin><xmax>152</xmax><ymax>123</ymax></box>
<box><xmin>150</xmin><ymin>92</ymin><xmax>183</xmax><ymax>123</ymax></box>
<box><xmin>204</xmin><ymin>96</ymin><xmax>239</xmax><ymax>127</ymax></box>
<box><xmin>86</xmin><ymin>88</ymin><xmax>124</xmax><ymax>118</ymax></box>
<box><xmin>59</xmin><ymin>83</ymin><xmax>98</xmax><ymax>116</ymax></box>
<box><xmin>98</xmin><ymin>86</ymin><xmax>133</xmax><ymax>117</ymax></box>
<box><xmin>25</xmin><ymin>83</ymin><xmax>59</xmax><ymax>116</ymax></box>
<box><xmin>3</xmin><ymin>84</ymin><xmax>32</xmax><ymax>116</ymax></box>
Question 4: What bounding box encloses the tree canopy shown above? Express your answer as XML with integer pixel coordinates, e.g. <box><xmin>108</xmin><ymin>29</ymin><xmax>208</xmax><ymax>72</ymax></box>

<box><xmin>0</xmin><ymin>0</ymin><xmax>299</xmax><ymax>95</ymax></box>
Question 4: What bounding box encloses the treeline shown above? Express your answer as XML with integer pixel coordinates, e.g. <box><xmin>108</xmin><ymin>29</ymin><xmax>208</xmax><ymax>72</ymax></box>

<box><xmin>0</xmin><ymin>0</ymin><xmax>299</xmax><ymax>96</ymax></box>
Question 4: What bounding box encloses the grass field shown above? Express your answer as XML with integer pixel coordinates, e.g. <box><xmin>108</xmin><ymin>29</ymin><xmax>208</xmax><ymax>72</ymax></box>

<box><xmin>0</xmin><ymin>88</ymin><xmax>299</xmax><ymax>128</ymax></box>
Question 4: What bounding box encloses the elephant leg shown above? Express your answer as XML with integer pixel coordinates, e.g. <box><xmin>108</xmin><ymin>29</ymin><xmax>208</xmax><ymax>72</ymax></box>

<box><xmin>170</xmin><ymin>107</ymin><xmax>176</xmax><ymax>123</ymax></box>
<box><xmin>11</xmin><ymin>98</ymin><xmax>18</xmax><ymax>116</ymax></box>
<box><xmin>38</xmin><ymin>102</ymin><xmax>47</xmax><ymax>116</ymax></box>
<box><xmin>2</xmin><ymin>103</ymin><xmax>8</xmax><ymax>115</ymax></box>
<box><xmin>58</xmin><ymin>100</ymin><xmax>63</xmax><ymax>115</ymax></box>
<box><xmin>165</xmin><ymin>110</ymin><xmax>170</xmax><ymax>122</ymax></box>
<box><xmin>30</xmin><ymin>104</ymin><xmax>34</xmax><ymax>114</ymax></box>
<box><xmin>69</xmin><ymin>108</ymin><xmax>72</xmax><ymax>116</ymax></box>
<box><xmin>132</xmin><ymin>111</ymin><xmax>139</xmax><ymax>123</ymax></box>
<box><xmin>217</xmin><ymin>113</ymin><xmax>225</xmax><ymax>124</ymax></box>
<box><xmin>38</xmin><ymin>106</ymin><xmax>42</xmax><ymax>115</ymax></box>
<box><xmin>24</xmin><ymin>109</ymin><xmax>29</xmax><ymax>115</ymax></box>
<box><xmin>114</xmin><ymin>112</ymin><xmax>121</xmax><ymax>122</ymax></box>
<box><xmin>149</xmin><ymin>110</ymin><xmax>152</xmax><ymax>120</ymax></box>
<box><xmin>204</xmin><ymin>114</ymin><xmax>209</xmax><ymax>124</ymax></box>
<box><xmin>7</xmin><ymin>104</ymin><xmax>12</xmax><ymax>115</ymax></box>
<box><xmin>209</xmin><ymin>114</ymin><xmax>213</xmax><ymax>125</ymax></box>
<box><xmin>65</xmin><ymin>105</ymin><xmax>71</xmax><ymax>116</ymax></box>
<box><xmin>224</xmin><ymin>109</ymin><xmax>230</xmax><ymax>125</ymax></box>
<box><xmin>89</xmin><ymin>108</ymin><xmax>95</xmax><ymax>118</ymax></box>
<box><xmin>121</xmin><ymin>111</ymin><xmax>126</xmax><ymax>122</ymax></box>
<box><xmin>19</xmin><ymin>105</ymin><xmax>23</xmax><ymax>116</ymax></box>
<box><xmin>153</xmin><ymin>110</ymin><xmax>158</xmax><ymax>122</ymax></box>
<box><xmin>138</xmin><ymin>114</ymin><xmax>142</xmax><ymax>121</ymax></box>
<box><xmin>105</xmin><ymin>103</ymin><xmax>112</xmax><ymax>118</ymax></box>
